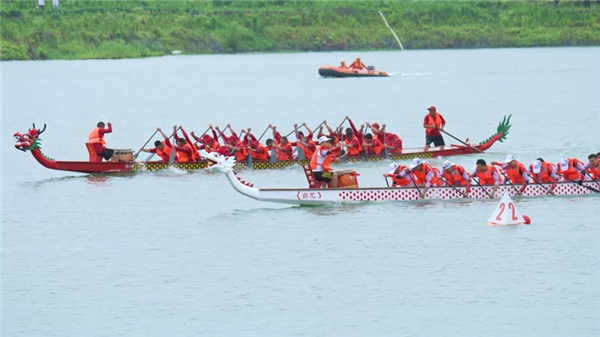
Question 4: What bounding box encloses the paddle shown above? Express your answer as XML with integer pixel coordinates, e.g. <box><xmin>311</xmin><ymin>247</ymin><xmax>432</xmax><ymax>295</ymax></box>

<box><xmin>257</xmin><ymin>125</ymin><xmax>270</xmax><ymax>142</ymax></box>
<box><xmin>134</xmin><ymin>129</ymin><xmax>159</xmax><ymax>160</ymax></box>
<box><xmin>406</xmin><ymin>169</ymin><xmax>422</xmax><ymax>199</ymax></box>
<box><xmin>582</xmin><ymin>171</ymin><xmax>600</xmax><ymax>188</ymax></box>
<box><xmin>384</xmin><ymin>177</ymin><xmax>390</xmax><ymax>187</ymax></box>
<box><xmin>559</xmin><ymin>174</ymin><xmax>599</xmax><ymax>193</ymax></box>
<box><xmin>439</xmin><ymin>176</ymin><xmax>467</xmax><ymax>198</ymax></box>
<box><xmin>499</xmin><ymin>171</ymin><xmax>521</xmax><ymax>196</ymax></box>
<box><xmin>471</xmin><ymin>175</ymin><xmax>493</xmax><ymax>198</ymax></box>
<box><xmin>528</xmin><ymin>173</ymin><xmax>552</xmax><ymax>194</ymax></box>
<box><xmin>382</xmin><ymin>129</ymin><xmax>389</xmax><ymax>159</ymax></box>
<box><xmin>440</xmin><ymin>129</ymin><xmax>482</xmax><ymax>153</ymax></box>
<box><xmin>169</xmin><ymin>127</ymin><xmax>178</xmax><ymax>165</ymax></box>
<box><xmin>145</xmin><ymin>127</ymin><xmax>180</xmax><ymax>162</ymax></box>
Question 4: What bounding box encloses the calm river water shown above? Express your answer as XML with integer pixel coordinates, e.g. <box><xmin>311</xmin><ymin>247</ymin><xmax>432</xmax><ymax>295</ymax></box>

<box><xmin>2</xmin><ymin>47</ymin><xmax>599</xmax><ymax>336</ymax></box>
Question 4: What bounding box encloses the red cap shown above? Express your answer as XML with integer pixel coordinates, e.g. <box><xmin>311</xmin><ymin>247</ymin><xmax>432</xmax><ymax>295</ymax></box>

<box><xmin>371</xmin><ymin>123</ymin><xmax>380</xmax><ymax>129</ymax></box>
<box><xmin>427</xmin><ymin>106</ymin><xmax>436</xmax><ymax>111</ymax></box>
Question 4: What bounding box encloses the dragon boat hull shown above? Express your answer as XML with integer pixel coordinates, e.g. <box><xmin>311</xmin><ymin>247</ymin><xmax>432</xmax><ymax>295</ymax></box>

<box><xmin>319</xmin><ymin>66</ymin><xmax>388</xmax><ymax>78</ymax></box>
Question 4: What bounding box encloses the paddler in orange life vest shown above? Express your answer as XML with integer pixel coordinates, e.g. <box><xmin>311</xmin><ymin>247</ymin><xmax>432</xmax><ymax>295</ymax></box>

<box><xmin>173</xmin><ymin>125</ymin><xmax>201</xmax><ymax>162</ymax></box>
<box><xmin>339</xmin><ymin>61</ymin><xmax>349</xmax><ymax>69</ymax></box>
<box><xmin>491</xmin><ymin>154</ymin><xmax>529</xmax><ymax>195</ymax></box>
<box><xmin>88</xmin><ymin>121</ymin><xmax>116</xmax><ymax>162</ymax></box>
<box><xmin>138</xmin><ymin>127</ymin><xmax>177</xmax><ymax>162</ymax></box>
<box><xmin>528</xmin><ymin>159</ymin><xmax>559</xmax><ymax>195</ymax></box>
<box><xmin>383</xmin><ymin>162</ymin><xmax>414</xmax><ymax>187</ymax></box>
<box><xmin>441</xmin><ymin>161</ymin><xmax>471</xmax><ymax>198</ymax></box>
<box><xmin>269</xmin><ymin>125</ymin><xmax>294</xmax><ymax>160</ymax></box>
<box><xmin>557</xmin><ymin>157</ymin><xmax>586</xmax><ymax>183</ymax></box>
<box><xmin>362</xmin><ymin>133</ymin><xmax>384</xmax><ymax>155</ymax></box>
<box><xmin>406</xmin><ymin>158</ymin><xmax>438</xmax><ymax>198</ymax></box>
<box><xmin>349</xmin><ymin>57</ymin><xmax>367</xmax><ymax>70</ymax></box>
<box><xmin>584</xmin><ymin>153</ymin><xmax>600</xmax><ymax>181</ymax></box>
<box><xmin>423</xmin><ymin>106</ymin><xmax>446</xmax><ymax>152</ymax></box>
<box><xmin>310</xmin><ymin>136</ymin><xmax>341</xmax><ymax>188</ymax></box>
<box><xmin>291</xmin><ymin>123</ymin><xmax>316</xmax><ymax>159</ymax></box>
<box><xmin>342</xmin><ymin>127</ymin><xmax>362</xmax><ymax>157</ymax></box>
<box><xmin>471</xmin><ymin>159</ymin><xmax>501</xmax><ymax>198</ymax></box>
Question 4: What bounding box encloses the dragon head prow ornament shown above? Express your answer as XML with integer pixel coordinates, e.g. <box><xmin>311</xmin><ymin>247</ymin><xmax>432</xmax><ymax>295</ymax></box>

<box><xmin>200</xmin><ymin>150</ymin><xmax>236</xmax><ymax>173</ymax></box>
<box><xmin>14</xmin><ymin>123</ymin><xmax>46</xmax><ymax>152</ymax></box>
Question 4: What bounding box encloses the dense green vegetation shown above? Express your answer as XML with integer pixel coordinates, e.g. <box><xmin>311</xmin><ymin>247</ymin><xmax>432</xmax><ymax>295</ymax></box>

<box><xmin>1</xmin><ymin>0</ymin><xmax>599</xmax><ymax>60</ymax></box>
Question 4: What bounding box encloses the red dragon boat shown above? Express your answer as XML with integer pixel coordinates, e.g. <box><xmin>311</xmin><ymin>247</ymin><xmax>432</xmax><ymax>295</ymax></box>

<box><xmin>14</xmin><ymin>116</ymin><xmax>511</xmax><ymax>174</ymax></box>
<box><xmin>202</xmin><ymin>151</ymin><xmax>599</xmax><ymax>206</ymax></box>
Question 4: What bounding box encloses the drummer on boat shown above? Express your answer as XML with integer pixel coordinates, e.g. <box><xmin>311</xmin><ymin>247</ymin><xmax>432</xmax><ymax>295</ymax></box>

<box><xmin>88</xmin><ymin>121</ymin><xmax>117</xmax><ymax>162</ymax></box>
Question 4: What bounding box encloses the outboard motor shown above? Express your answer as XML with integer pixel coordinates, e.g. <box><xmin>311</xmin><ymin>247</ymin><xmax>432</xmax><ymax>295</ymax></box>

<box><xmin>367</xmin><ymin>65</ymin><xmax>375</xmax><ymax>70</ymax></box>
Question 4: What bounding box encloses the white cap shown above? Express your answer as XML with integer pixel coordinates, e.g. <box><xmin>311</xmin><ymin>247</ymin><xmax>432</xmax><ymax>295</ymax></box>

<box><xmin>442</xmin><ymin>161</ymin><xmax>454</xmax><ymax>171</ymax></box>
<box><xmin>559</xmin><ymin>158</ymin><xmax>569</xmax><ymax>171</ymax></box>
<box><xmin>318</xmin><ymin>136</ymin><xmax>330</xmax><ymax>144</ymax></box>
<box><xmin>532</xmin><ymin>160</ymin><xmax>542</xmax><ymax>173</ymax></box>
<box><xmin>389</xmin><ymin>163</ymin><xmax>399</xmax><ymax>174</ymax></box>
<box><xmin>505</xmin><ymin>154</ymin><xmax>516</xmax><ymax>163</ymax></box>
<box><xmin>409</xmin><ymin>158</ymin><xmax>423</xmax><ymax>169</ymax></box>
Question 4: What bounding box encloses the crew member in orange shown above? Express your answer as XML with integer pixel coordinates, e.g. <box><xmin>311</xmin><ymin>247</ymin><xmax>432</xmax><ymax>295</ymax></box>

<box><xmin>139</xmin><ymin>127</ymin><xmax>177</xmax><ymax>162</ymax></box>
<box><xmin>310</xmin><ymin>136</ymin><xmax>341</xmax><ymax>188</ymax></box>
<box><xmin>441</xmin><ymin>161</ymin><xmax>471</xmax><ymax>198</ymax></box>
<box><xmin>384</xmin><ymin>132</ymin><xmax>403</xmax><ymax>154</ymax></box>
<box><xmin>349</xmin><ymin>57</ymin><xmax>367</xmax><ymax>70</ymax></box>
<box><xmin>406</xmin><ymin>158</ymin><xmax>438</xmax><ymax>198</ymax></box>
<box><xmin>529</xmin><ymin>159</ymin><xmax>559</xmax><ymax>194</ymax></box>
<box><xmin>471</xmin><ymin>159</ymin><xmax>501</xmax><ymax>198</ymax></box>
<box><xmin>246</xmin><ymin>140</ymin><xmax>269</xmax><ymax>161</ymax></box>
<box><xmin>346</xmin><ymin>116</ymin><xmax>365</xmax><ymax>145</ymax></box>
<box><xmin>491</xmin><ymin>154</ymin><xmax>529</xmax><ymax>195</ymax></box>
<box><xmin>339</xmin><ymin>61</ymin><xmax>349</xmax><ymax>69</ymax></box>
<box><xmin>585</xmin><ymin>153</ymin><xmax>599</xmax><ymax>180</ymax></box>
<box><xmin>383</xmin><ymin>162</ymin><xmax>413</xmax><ymax>187</ymax></box>
<box><xmin>226</xmin><ymin>136</ymin><xmax>248</xmax><ymax>162</ymax></box>
<box><xmin>291</xmin><ymin>123</ymin><xmax>316</xmax><ymax>160</ymax></box>
<box><xmin>362</xmin><ymin>134</ymin><xmax>383</xmax><ymax>155</ymax></box>
<box><xmin>423</xmin><ymin>106</ymin><xmax>446</xmax><ymax>152</ymax></box>
<box><xmin>342</xmin><ymin>128</ymin><xmax>362</xmax><ymax>157</ymax></box>
<box><xmin>317</xmin><ymin>121</ymin><xmax>339</xmax><ymax>144</ymax></box>
<box><xmin>557</xmin><ymin>157</ymin><xmax>586</xmax><ymax>182</ymax></box>
<box><xmin>174</xmin><ymin>126</ymin><xmax>200</xmax><ymax>161</ymax></box>
<box><xmin>88</xmin><ymin>121</ymin><xmax>116</xmax><ymax>161</ymax></box>
<box><xmin>268</xmin><ymin>125</ymin><xmax>294</xmax><ymax>160</ymax></box>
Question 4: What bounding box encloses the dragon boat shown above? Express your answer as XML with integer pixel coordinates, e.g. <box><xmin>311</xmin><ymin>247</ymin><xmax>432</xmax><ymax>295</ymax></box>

<box><xmin>318</xmin><ymin>66</ymin><xmax>388</xmax><ymax>78</ymax></box>
<box><xmin>14</xmin><ymin>116</ymin><xmax>510</xmax><ymax>174</ymax></box>
<box><xmin>203</xmin><ymin>151</ymin><xmax>600</xmax><ymax>206</ymax></box>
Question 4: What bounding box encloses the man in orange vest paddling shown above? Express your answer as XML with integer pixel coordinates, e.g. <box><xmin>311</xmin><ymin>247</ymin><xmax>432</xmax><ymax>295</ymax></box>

<box><xmin>138</xmin><ymin>127</ymin><xmax>177</xmax><ymax>162</ymax></box>
<box><xmin>384</xmin><ymin>162</ymin><xmax>414</xmax><ymax>187</ymax></box>
<box><xmin>88</xmin><ymin>121</ymin><xmax>116</xmax><ymax>161</ymax></box>
<box><xmin>406</xmin><ymin>158</ymin><xmax>438</xmax><ymax>198</ymax></box>
<box><xmin>528</xmin><ymin>159</ymin><xmax>559</xmax><ymax>195</ymax></box>
<box><xmin>310</xmin><ymin>136</ymin><xmax>341</xmax><ymax>188</ymax></box>
<box><xmin>471</xmin><ymin>159</ymin><xmax>501</xmax><ymax>198</ymax></box>
<box><xmin>423</xmin><ymin>106</ymin><xmax>446</xmax><ymax>152</ymax></box>
<box><xmin>585</xmin><ymin>153</ymin><xmax>599</xmax><ymax>180</ymax></box>
<box><xmin>557</xmin><ymin>157</ymin><xmax>586</xmax><ymax>182</ymax></box>
<box><xmin>491</xmin><ymin>154</ymin><xmax>529</xmax><ymax>195</ymax></box>
<box><xmin>441</xmin><ymin>161</ymin><xmax>471</xmax><ymax>198</ymax></box>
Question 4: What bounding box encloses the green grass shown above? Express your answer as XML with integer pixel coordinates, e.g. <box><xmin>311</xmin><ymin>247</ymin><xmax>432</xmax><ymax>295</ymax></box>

<box><xmin>1</xmin><ymin>0</ymin><xmax>599</xmax><ymax>60</ymax></box>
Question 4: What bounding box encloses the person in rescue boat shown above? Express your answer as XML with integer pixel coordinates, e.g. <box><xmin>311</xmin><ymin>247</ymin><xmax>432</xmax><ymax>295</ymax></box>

<box><xmin>311</xmin><ymin>136</ymin><xmax>341</xmax><ymax>188</ymax></box>
<box><xmin>423</xmin><ymin>106</ymin><xmax>446</xmax><ymax>152</ymax></box>
<box><xmin>528</xmin><ymin>159</ymin><xmax>559</xmax><ymax>194</ymax></box>
<box><xmin>471</xmin><ymin>159</ymin><xmax>501</xmax><ymax>198</ymax></box>
<box><xmin>339</xmin><ymin>61</ymin><xmax>349</xmax><ymax>69</ymax></box>
<box><xmin>88</xmin><ymin>121</ymin><xmax>116</xmax><ymax>161</ymax></box>
<box><xmin>584</xmin><ymin>153</ymin><xmax>599</xmax><ymax>180</ymax></box>
<box><xmin>349</xmin><ymin>56</ymin><xmax>367</xmax><ymax>70</ymax></box>
<box><xmin>556</xmin><ymin>157</ymin><xmax>586</xmax><ymax>184</ymax></box>
<box><xmin>441</xmin><ymin>161</ymin><xmax>471</xmax><ymax>198</ymax></box>
<box><xmin>491</xmin><ymin>154</ymin><xmax>529</xmax><ymax>195</ymax></box>
<box><xmin>406</xmin><ymin>158</ymin><xmax>437</xmax><ymax>198</ymax></box>
<box><xmin>383</xmin><ymin>162</ymin><xmax>414</xmax><ymax>187</ymax></box>
<box><xmin>139</xmin><ymin>127</ymin><xmax>177</xmax><ymax>162</ymax></box>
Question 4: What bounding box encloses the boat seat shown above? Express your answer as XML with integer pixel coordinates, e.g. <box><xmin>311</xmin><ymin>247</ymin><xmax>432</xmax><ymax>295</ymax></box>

<box><xmin>302</xmin><ymin>164</ymin><xmax>322</xmax><ymax>189</ymax></box>
<box><xmin>85</xmin><ymin>142</ymin><xmax>103</xmax><ymax>162</ymax></box>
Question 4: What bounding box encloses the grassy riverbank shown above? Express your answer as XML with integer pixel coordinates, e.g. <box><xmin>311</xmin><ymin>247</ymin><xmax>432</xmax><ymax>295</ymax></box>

<box><xmin>1</xmin><ymin>0</ymin><xmax>599</xmax><ymax>60</ymax></box>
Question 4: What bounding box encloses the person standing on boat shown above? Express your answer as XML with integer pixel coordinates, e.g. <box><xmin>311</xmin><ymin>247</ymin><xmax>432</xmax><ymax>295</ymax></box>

<box><xmin>471</xmin><ymin>159</ymin><xmax>501</xmax><ymax>198</ymax></box>
<box><xmin>406</xmin><ymin>158</ymin><xmax>437</xmax><ymax>198</ymax></box>
<box><xmin>349</xmin><ymin>57</ymin><xmax>367</xmax><ymax>70</ymax></box>
<box><xmin>441</xmin><ymin>161</ymin><xmax>471</xmax><ymax>198</ymax></box>
<box><xmin>491</xmin><ymin>154</ymin><xmax>529</xmax><ymax>194</ymax></box>
<box><xmin>310</xmin><ymin>136</ymin><xmax>341</xmax><ymax>188</ymax></box>
<box><xmin>423</xmin><ymin>106</ymin><xmax>446</xmax><ymax>152</ymax></box>
<box><xmin>528</xmin><ymin>160</ymin><xmax>558</xmax><ymax>194</ymax></box>
<box><xmin>585</xmin><ymin>153</ymin><xmax>599</xmax><ymax>180</ymax></box>
<box><xmin>88</xmin><ymin>121</ymin><xmax>116</xmax><ymax>162</ymax></box>
<box><xmin>384</xmin><ymin>162</ymin><xmax>413</xmax><ymax>187</ymax></box>
<box><xmin>139</xmin><ymin>127</ymin><xmax>177</xmax><ymax>162</ymax></box>
<box><xmin>339</xmin><ymin>61</ymin><xmax>349</xmax><ymax>69</ymax></box>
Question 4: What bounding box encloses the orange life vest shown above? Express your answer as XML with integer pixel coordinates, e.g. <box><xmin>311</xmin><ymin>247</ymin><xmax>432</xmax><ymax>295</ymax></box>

<box><xmin>532</xmin><ymin>162</ymin><xmax>556</xmax><ymax>183</ymax></box>
<box><xmin>558</xmin><ymin>158</ymin><xmax>582</xmax><ymax>181</ymax></box>
<box><xmin>232</xmin><ymin>141</ymin><xmax>248</xmax><ymax>162</ymax></box>
<box><xmin>443</xmin><ymin>166</ymin><xmax>468</xmax><ymax>186</ymax></box>
<box><xmin>88</xmin><ymin>128</ymin><xmax>106</xmax><ymax>148</ymax></box>
<box><xmin>365</xmin><ymin>140</ymin><xmax>383</xmax><ymax>155</ymax></box>
<box><xmin>413</xmin><ymin>163</ymin><xmax>433</xmax><ymax>185</ymax></box>
<box><xmin>250</xmin><ymin>146</ymin><xmax>268</xmax><ymax>161</ymax></box>
<box><xmin>425</xmin><ymin>113</ymin><xmax>443</xmax><ymax>135</ymax></box>
<box><xmin>475</xmin><ymin>165</ymin><xmax>498</xmax><ymax>185</ymax></box>
<box><xmin>505</xmin><ymin>161</ymin><xmax>527</xmax><ymax>184</ymax></box>
<box><xmin>588</xmin><ymin>162</ymin><xmax>600</xmax><ymax>180</ymax></box>
<box><xmin>310</xmin><ymin>146</ymin><xmax>332</xmax><ymax>172</ymax></box>
<box><xmin>386</xmin><ymin>134</ymin><xmax>402</xmax><ymax>154</ymax></box>
<box><xmin>298</xmin><ymin>141</ymin><xmax>315</xmax><ymax>160</ymax></box>
<box><xmin>176</xmin><ymin>144</ymin><xmax>194</xmax><ymax>162</ymax></box>
<box><xmin>349</xmin><ymin>60</ymin><xmax>363</xmax><ymax>69</ymax></box>
<box><xmin>276</xmin><ymin>143</ymin><xmax>294</xmax><ymax>161</ymax></box>
<box><xmin>156</xmin><ymin>142</ymin><xmax>176</xmax><ymax>162</ymax></box>
<box><xmin>344</xmin><ymin>136</ymin><xmax>362</xmax><ymax>156</ymax></box>
<box><xmin>391</xmin><ymin>165</ymin><xmax>411</xmax><ymax>186</ymax></box>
